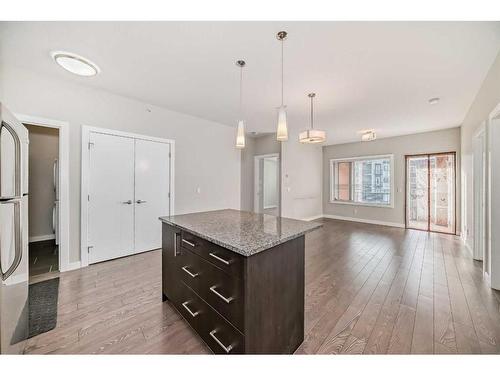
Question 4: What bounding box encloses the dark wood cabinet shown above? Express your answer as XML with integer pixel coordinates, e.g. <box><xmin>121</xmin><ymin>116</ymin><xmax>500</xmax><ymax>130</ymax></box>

<box><xmin>161</xmin><ymin>224</ymin><xmax>180</xmax><ymax>302</ymax></box>
<box><xmin>162</xmin><ymin>223</ymin><xmax>305</xmax><ymax>354</ymax></box>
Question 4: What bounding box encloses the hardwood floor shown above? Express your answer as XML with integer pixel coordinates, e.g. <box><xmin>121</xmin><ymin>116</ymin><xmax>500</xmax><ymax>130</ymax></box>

<box><xmin>24</xmin><ymin>218</ymin><xmax>500</xmax><ymax>354</ymax></box>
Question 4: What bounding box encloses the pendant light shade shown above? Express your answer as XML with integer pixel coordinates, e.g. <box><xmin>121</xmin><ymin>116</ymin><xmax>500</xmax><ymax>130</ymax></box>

<box><xmin>236</xmin><ymin>120</ymin><xmax>245</xmax><ymax>148</ymax></box>
<box><xmin>235</xmin><ymin>60</ymin><xmax>246</xmax><ymax>149</ymax></box>
<box><xmin>299</xmin><ymin>93</ymin><xmax>326</xmax><ymax>144</ymax></box>
<box><xmin>276</xmin><ymin>31</ymin><xmax>288</xmax><ymax>142</ymax></box>
<box><xmin>276</xmin><ymin>105</ymin><xmax>288</xmax><ymax>141</ymax></box>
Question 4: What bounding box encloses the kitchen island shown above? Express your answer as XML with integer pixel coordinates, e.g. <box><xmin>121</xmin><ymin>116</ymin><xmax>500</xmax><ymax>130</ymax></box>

<box><xmin>159</xmin><ymin>209</ymin><xmax>321</xmax><ymax>354</ymax></box>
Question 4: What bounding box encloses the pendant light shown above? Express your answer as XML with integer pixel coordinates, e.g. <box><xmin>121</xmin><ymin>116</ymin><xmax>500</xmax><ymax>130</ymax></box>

<box><xmin>276</xmin><ymin>31</ymin><xmax>288</xmax><ymax>141</ymax></box>
<box><xmin>299</xmin><ymin>93</ymin><xmax>326</xmax><ymax>144</ymax></box>
<box><xmin>235</xmin><ymin>60</ymin><xmax>246</xmax><ymax>149</ymax></box>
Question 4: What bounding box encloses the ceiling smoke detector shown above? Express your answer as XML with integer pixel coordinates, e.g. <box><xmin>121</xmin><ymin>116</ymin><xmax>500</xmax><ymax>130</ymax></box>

<box><xmin>51</xmin><ymin>51</ymin><xmax>100</xmax><ymax>77</ymax></box>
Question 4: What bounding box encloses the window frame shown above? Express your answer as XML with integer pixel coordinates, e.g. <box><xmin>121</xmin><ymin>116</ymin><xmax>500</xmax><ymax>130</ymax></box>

<box><xmin>329</xmin><ymin>154</ymin><xmax>394</xmax><ymax>208</ymax></box>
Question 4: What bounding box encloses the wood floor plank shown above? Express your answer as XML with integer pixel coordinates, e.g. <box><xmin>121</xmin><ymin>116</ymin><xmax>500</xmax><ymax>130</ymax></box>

<box><xmin>23</xmin><ymin>219</ymin><xmax>500</xmax><ymax>354</ymax></box>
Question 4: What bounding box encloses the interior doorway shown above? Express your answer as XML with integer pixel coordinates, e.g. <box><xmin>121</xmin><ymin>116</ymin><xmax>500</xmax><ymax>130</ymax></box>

<box><xmin>254</xmin><ymin>153</ymin><xmax>280</xmax><ymax>216</ymax></box>
<box><xmin>24</xmin><ymin>124</ymin><xmax>60</xmax><ymax>280</ymax></box>
<box><xmin>405</xmin><ymin>152</ymin><xmax>456</xmax><ymax>235</ymax></box>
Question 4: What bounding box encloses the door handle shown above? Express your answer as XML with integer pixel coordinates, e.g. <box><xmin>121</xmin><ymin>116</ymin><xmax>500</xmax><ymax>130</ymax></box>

<box><xmin>136</xmin><ymin>200</ymin><xmax>147</xmax><ymax>204</ymax></box>
<box><xmin>121</xmin><ymin>200</ymin><xmax>133</xmax><ymax>204</ymax></box>
<box><xmin>0</xmin><ymin>201</ymin><xmax>22</xmax><ymax>281</ymax></box>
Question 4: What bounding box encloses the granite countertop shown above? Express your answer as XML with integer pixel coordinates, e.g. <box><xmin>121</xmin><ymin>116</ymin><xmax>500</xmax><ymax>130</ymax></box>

<box><xmin>159</xmin><ymin>209</ymin><xmax>322</xmax><ymax>257</ymax></box>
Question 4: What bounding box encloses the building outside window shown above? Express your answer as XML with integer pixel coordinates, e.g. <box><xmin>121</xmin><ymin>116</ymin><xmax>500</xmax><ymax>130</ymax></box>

<box><xmin>330</xmin><ymin>155</ymin><xmax>393</xmax><ymax>206</ymax></box>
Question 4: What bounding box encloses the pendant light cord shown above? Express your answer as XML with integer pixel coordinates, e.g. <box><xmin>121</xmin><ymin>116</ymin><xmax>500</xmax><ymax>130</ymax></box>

<box><xmin>310</xmin><ymin>95</ymin><xmax>314</xmax><ymax>129</ymax></box>
<box><xmin>239</xmin><ymin>65</ymin><xmax>243</xmax><ymax>119</ymax></box>
<box><xmin>281</xmin><ymin>38</ymin><xmax>284</xmax><ymax>106</ymax></box>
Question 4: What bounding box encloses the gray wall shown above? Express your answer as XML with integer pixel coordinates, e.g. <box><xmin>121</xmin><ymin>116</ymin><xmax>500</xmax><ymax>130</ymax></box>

<box><xmin>460</xmin><ymin>50</ymin><xmax>500</xmax><ymax>250</ymax></box>
<box><xmin>323</xmin><ymin>127</ymin><xmax>461</xmax><ymax>228</ymax></box>
<box><xmin>1</xmin><ymin>66</ymin><xmax>241</xmax><ymax>264</ymax></box>
<box><xmin>26</xmin><ymin>124</ymin><xmax>59</xmax><ymax>240</ymax></box>
<box><xmin>240</xmin><ymin>134</ymin><xmax>280</xmax><ymax>212</ymax></box>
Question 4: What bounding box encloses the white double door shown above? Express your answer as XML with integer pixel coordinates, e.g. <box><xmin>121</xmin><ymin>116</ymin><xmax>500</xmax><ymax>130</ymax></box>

<box><xmin>88</xmin><ymin>132</ymin><xmax>171</xmax><ymax>264</ymax></box>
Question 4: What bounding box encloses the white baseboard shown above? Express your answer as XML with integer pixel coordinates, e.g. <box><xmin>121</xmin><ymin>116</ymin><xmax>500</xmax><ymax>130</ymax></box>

<box><xmin>322</xmin><ymin>214</ymin><xmax>405</xmax><ymax>228</ymax></box>
<box><xmin>302</xmin><ymin>214</ymin><xmax>324</xmax><ymax>222</ymax></box>
<box><xmin>60</xmin><ymin>261</ymin><xmax>81</xmax><ymax>272</ymax></box>
<box><xmin>29</xmin><ymin>234</ymin><xmax>55</xmax><ymax>243</ymax></box>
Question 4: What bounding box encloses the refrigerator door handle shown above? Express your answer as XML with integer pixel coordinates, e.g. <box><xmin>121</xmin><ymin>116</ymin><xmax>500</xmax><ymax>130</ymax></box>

<box><xmin>0</xmin><ymin>201</ymin><xmax>22</xmax><ymax>281</ymax></box>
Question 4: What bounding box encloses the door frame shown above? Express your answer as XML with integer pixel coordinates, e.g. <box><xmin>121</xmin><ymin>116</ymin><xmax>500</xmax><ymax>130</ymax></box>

<box><xmin>253</xmin><ymin>153</ymin><xmax>280</xmax><ymax>213</ymax></box>
<box><xmin>488</xmin><ymin>102</ymin><xmax>500</xmax><ymax>289</ymax></box>
<box><xmin>14</xmin><ymin>114</ymin><xmax>72</xmax><ymax>272</ymax></box>
<box><xmin>404</xmin><ymin>151</ymin><xmax>457</xmax><ymax>235</ymax></box>
<box><xmin>80</xmin><ymin>126</ymin><xmax>175</xmax><ymax>267</ymax></box>
<box><xmin>473</xmin><ymin>123</ymin><xmax>486</xmax><ymax>261</ymax></box>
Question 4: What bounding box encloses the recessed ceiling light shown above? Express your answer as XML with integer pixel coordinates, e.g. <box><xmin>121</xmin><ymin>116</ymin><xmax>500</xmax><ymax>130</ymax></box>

<box><xmin>361</xmin><ymin>130</ymin><xmax>376</xmax><ymax>142</ymax></box>
<box><xmin>428</xmin><ymin>97</ymin><xmax>440</xmax><ymax>105</ymax></box>
<box><xmin>51</xmin><ymin>51</ymin><xmax>100</xmax><ymax>77</ymax></box>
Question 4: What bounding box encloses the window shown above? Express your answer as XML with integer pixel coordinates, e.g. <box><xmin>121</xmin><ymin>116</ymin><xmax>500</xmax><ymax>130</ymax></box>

<box><xmin>330</xmin><ymin>154</ymin><xmax>393</xmax><ymax>207</ymax></box>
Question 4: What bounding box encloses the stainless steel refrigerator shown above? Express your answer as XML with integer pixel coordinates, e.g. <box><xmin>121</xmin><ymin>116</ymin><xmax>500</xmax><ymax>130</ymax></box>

<box><xmin>0</xmin><ymin>103</ymin><xmax>29</xmax><ymax>354</ymax></box>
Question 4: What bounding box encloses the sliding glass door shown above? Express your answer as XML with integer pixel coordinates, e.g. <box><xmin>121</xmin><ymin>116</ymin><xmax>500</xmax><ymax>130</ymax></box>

<box><xmin>405</xmin><ymin>152</ymin><xmax>456</xmax><ymax>234</ymax></box>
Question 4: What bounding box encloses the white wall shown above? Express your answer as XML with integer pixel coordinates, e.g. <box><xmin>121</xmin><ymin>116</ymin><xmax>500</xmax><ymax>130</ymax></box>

<box><xmin>281</xmin><ymin>126</ymin><xmax>323</xmax><ymax>220</ymax></box>
<box><xmin>323</xmin><ymin>128</ymin><xmax>461</xmax><ymax>228</ymax></box>
<box><xmin>0</xmin><ymin>66</ymin><xmax>241</xmax><ymax>264</ymax></box>
<box><xmin>25</xmin><ymin>124</ymin><xmax>59</xmax><ymax>240</ymax></box>
<box><xmin>461</xmin><ymin>50</ymin><xmax>500</xmax><ymax>252</ymax></box>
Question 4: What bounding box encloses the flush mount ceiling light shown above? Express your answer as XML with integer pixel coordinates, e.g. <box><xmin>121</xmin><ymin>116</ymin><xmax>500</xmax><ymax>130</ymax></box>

<box><xmin>235</xmin><ymin>60</ymin><xmax>246</xmax><ymax>149</ymax></box>
<box><xmin>360</xmin><ymin>130</ymin><xmax>377</xmax><ymax>142</ymax></box>
<box><xmin>51</xmin><ymin>51</ymin><xmax>100</xmax><ymax>77</ymax></box>
<box><xmin>428</xmin><ymin>97</ymin><xmax>440</xmax><ymax>105</ymax></box>
<box><xmin>276</xmin><ymin>31</ymin><xmax>288</xmax><ymax>142</ymax></box>
<box><xmin>299</xmin><ymin>93</ymin><xmax>326</xmax><ymax>144</ymax></box>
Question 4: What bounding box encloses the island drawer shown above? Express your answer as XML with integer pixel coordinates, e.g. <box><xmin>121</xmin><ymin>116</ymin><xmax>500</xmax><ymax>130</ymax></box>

<box><xmin>177</xmin><ymin>282</ymin><xmax>245</xmax><ymax>354</ymax></box>
<box><xmin>180</xmin><ymin>230</ymin><xmax>244</xmax><ymax>277</ymax></box>
<box><xmin>178</xmin><ymin>247</ymin><xmax>244</xmax><ymax>331</ymax></box>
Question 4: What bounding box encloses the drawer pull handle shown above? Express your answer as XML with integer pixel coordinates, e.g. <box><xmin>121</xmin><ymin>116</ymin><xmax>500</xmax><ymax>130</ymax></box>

<box><xmin>209</xmin><ymin>286</ymin><xmax>234</xmax><ymax>304</ymax></box>
<box><xmin>181</xmin><ymin>301</ymin><xmax>200</xmax><ymax>317</ymax></box>
<box><xmin>209</xmin><ymin>252</ymin><xmax>231</xmax><ymax>265</ymax></box>
<box><xmin>209</xmin><ymin>329</ymin><xmax>233</xmax><ymax>353</ymax></box>
<box><xmin>181</xmin><ymin>266</ymin><xmax>199</xmax><ymax>278</ymax></box>
<box><xmin>182</xmin><ymin>239</ymin><xmax>196</xmax><ymax>247</ymax></box>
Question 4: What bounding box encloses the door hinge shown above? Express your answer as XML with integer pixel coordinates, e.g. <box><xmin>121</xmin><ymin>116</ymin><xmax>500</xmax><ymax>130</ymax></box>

<box><xmin>169</xmin><ymin>152</ymin><xmax>171</xmax><ymax>158</ymax></box>
<box><xmin>168</xmin><ymin>192</ymin><xmax>171</xmax><ymax>198</ymax></box>
<box><xmin>88</xmin><ymin>141</ymin><xmax>94</xmax><ymax>149</ymax></box>
<box><xmin>87</xmin><ymin>194</ymin><xmax>90</xmax><ymax>201</ymax></box>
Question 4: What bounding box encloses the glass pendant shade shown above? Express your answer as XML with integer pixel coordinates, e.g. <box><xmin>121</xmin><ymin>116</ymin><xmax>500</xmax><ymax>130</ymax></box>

<box><xmin>276</xmin><ymin>106</ymin><xmax>288</xmax><ymax>141</ymax></box>
<box><xmin>236</xmin><ymin>120</ymin><xmax>245</xmax><ymax>148</ymax></box>
<box><xmin>299</xmin><ymin>129</ymin><xmax>326</xmax><ymax>143</ymax></box>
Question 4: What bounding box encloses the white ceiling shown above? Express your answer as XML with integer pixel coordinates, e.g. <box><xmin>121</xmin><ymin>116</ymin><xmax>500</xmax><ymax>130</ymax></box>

<box><xmin>1</xmin><ymin>22</ymin><xmax>499</xmax><ymax>144</ymax></box>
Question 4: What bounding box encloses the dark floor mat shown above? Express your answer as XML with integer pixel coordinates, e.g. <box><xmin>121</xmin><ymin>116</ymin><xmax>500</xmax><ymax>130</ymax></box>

<box><xmin>28</xmin><ymin>278</ymin><xmax>59</xmax><ymax>338</ymax></box>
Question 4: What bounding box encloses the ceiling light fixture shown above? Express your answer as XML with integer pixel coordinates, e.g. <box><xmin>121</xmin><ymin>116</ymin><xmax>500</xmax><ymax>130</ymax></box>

<box><xmin>428</xmin><ymin>97</ymin><xmax>440</xmax><ymax>105</ymax></box>
<box><xmin>235</xmin><ymin>60</ymin><xmax>246</xmax><ymax>149</ymax></box>
<box><xmin>276</xmin><ymin>31</ymin><xmax>288</xmax><ymax>142</ymax></box>
<box><xmin>299</xmin><ymin>93</ymin><xmax>326</xmax><ymax>144</ymax></box>
<box><xmin>361</xmin><ymin>130</ymin><xmax>377</xmax><ymax>142</ymax></box>
<box><xmin>51</xmin><ymin>51</ymin><xmax>100</xmax><ymax>77</ymax></box>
